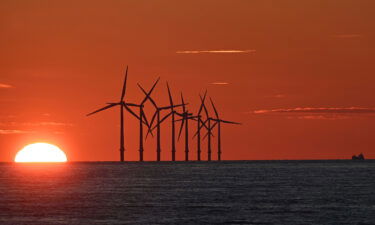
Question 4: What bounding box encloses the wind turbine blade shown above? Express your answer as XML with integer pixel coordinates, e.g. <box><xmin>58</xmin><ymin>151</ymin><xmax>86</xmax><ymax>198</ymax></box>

<box><xmin>137</xmin><ymin>83</ymin><xmax>148</xmax><ymax>97</ymax></box>
<box><xmin>149</xmin><ymin>111</ymin><xmax>157</xmax><ymax>129</ymax></box>
<box><xmin>121</xmin><ymin>66</ymin><xmax>128</xmax><ymax>101</ymax></box>
<box><xmin>175</xmin><ymin>112</ymin><xmax>184</xmax><ymax>117</ymax></box>
<box><xmin>202</xmin><ymin>131</ymin><xmax>215</xmax><ymax>140</ymax></box>
<box><xmin>145</xmin><ymin>126</ymin><xmax>152</xmax><ymax>139</ymax></box>
<box><xmin>140</xmin><ymin>108</ymin><xmax>153</xmax><ymax>137</ymax></box>
<box><xmin>200</xmin><ymin>120</ymin><xmax>216</xmax><ymax>141</ymax></box>
<box><xmin>197</xmin><ymin>90</ymin><xmax>207</xmax><ymax>115</ymax></box>
<box><xmin>108</xmin><ymin>102</ymin><xmax>140</xmax><ymax>107</ymax></box>
<box><xmin>163</xmin><ymin>103</ymin><xmax>188</xmax><ymax>110</ymax></box>
<box><xmin>141</xmin><ymin>108</ymin><xmax>149</xmax><ymax>126</ymax></box>
<box><xmin>211</xmin><ymin>121</ymin><xmax>218</xmax><ymax>130</ymax></box>
<box><xmin>220</xmin><ymin>119</ymin><xmax>241</xmax><ymax>125</ymax></box>
<box><xmin>210</xmin><ymin>97</ymin><xmax>219</xmax><ymax>119</ymax></box>
<box><xmin>123</xmin><ymin>103</ymin><xmax>141</xmax><ymax>121</ymax></box>
<box><xmin>146</xmin><ymin>111</ymin><xmax>159</xmax><ymax>138</ymax></box>
<box><xmin>148</xmin><ymin>122</ymin><xmax>159</xmax><ymax>133</ymax></box>
<box><xmin>160</xmin><ymin>111</ymin><xmax>173</xmax><ymax>124</ymax></box>
<box><xmin>180</xmin><ymin>93</ymin><xmax>186</xmax><ymax>113</ymax></box>
<box><xmin>141</xmin><ymin>78</ymin><xmax>160</xmax><ymax>105</ymax></box>
<box><xmin>149</xmin><ymin>77</ymin><xmax>160</xmax><ymax>94</ymax></box>
<box><xmin>87</xmin><ymin>103</ymin><xmax>118</xmax><ymax>116</ymax></box>
<box><xmin>124</xmin><ymin>103</ymin><xmax>141</xmax><ymax>107</ymax></box>
<box><xmin>203</xmin><ymin>102</ymin><xmax>209</xmax><ymax>118</ymax></box>
<box><xmin>199</xmin><ymin>95</ymin><xmax>209</xmax><ymax>118</ymax></box>
<box><xmin>151</xmin><ymin>111</ymin><xmax>173</xmax><ymax>131</ymax></box>
<box><xmin>159</xmin><ymin>103</ymin><xmax>187</xmax><ymax>111</ymax></box>
<box><xmin>203</xmin><ymin>90</ymin><xmax>207</xmax><ymax>99</ymax></box>
<box><xmin>200</xmin><ymin>118</ymin><xmax>209</xmax><ymax>130</ymax></box>
<box><xmin>166</xmin><ymin>82</ymin><xmax>174</xmax><ymax>108</ymax></box>
<box><xmin>177</xmin><ymin>117</ymin><xmax>185</xmax><ymax>140</ymax></box>
<box><xmin>145</xmin><ymin>121</ymin><xmax>154</xmax><ymax>139</ymax></box>
<box><xmin>175</xmin><ymin>103</ymin><xmax>188</xmax><ymax>108</ymax></box>
<box><xmin>138</xmin><ymin>83</ymin><xmax>158</xmax><ymax>109</ymax></box>
<box><xmin>202</xmin><ymin>131</ymin><xmax>209</xmax><ymax>140</ymax></box>
<box><xmin>148</xmin><ymin>96</ymin><xmax>158</xmax><ymax>108</ymax></box>
<box><xmin>159</xmin><ymin>105</ymin><xmax>173</xmax><ymax>110</ymax></box>
<box><xmin>176</xmin><ymin>116</ymin><xmax>197</xmax><ymax>121</ymax></box>
<box><xmin>192</xmin><ymin>119</ymin><xmax>208</xmax><ymax>138</ymax></box>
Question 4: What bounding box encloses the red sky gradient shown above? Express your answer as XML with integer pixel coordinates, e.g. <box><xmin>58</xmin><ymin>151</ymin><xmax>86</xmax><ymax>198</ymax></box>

<box><xmin>1</xmin><ymin>0</ymin><xmax>375</xmax><ymax>161</ymax></box>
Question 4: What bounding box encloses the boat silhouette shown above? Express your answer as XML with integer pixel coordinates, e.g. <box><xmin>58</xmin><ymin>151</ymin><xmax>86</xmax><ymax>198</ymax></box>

<box><xmin>352</xmin><ymin>153</ymin><xmax>365</xmax><ymax>160</ymax></box>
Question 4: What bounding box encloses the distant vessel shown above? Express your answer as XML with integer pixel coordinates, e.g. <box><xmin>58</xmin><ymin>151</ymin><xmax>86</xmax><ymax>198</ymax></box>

<box><xmin>352</xmin><ymin>153</ymin><xmax>365</xmax><ymax>160</ymax></box>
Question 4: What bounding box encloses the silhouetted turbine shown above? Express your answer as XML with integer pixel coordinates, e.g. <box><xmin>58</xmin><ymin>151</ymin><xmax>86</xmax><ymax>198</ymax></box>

<box><xmin>199</xmin><ymin>96</ymin><xmax>214</xmax><ymax>161</ymax></box>
<box><xmin>166</xmin><ymin>82</ymin><xmax>177</xmax><ymax>161</ymax></box>
<box><xmin>196</xmin><ymin>91</ymin><xmax>208</xmax><ymax>161</ymax></box>
<box><xmin>87</xmin><ymin>66</ymin><xmax>141</xmax><ymax>162</ymax></box>
<box><xmin>150</xmin><ymin>85</ymin><xmax>190</xmax><ymax>161</ymax></box>
<box><xmin>208</xmin><ymin>97</ymin><xmax>241</xmax><ymax>161</ymax></box>
<box><xmin>135</xmin><ymin>78</ymin><xmax>159</xmax><ymax>161</ymax></box>
<box><xmin>139</xmin><ymin>83</ymin><xmax>184</xmax><ymax>161</ymax></box>
<box><xmin>176</xmin><ymin>93</ymin><xmax>197</xmax><ymax>161</ymax></box>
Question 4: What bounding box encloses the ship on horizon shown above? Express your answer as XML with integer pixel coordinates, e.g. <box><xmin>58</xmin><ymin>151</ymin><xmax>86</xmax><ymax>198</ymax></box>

<box><xmin>352</xmin><ymin>153</ymin><xmax>365</xmax><ymax>160</ymax></box>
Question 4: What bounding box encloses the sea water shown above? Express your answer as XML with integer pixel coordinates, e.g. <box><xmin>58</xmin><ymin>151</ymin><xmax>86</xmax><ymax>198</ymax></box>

<box><xmin>0</xmin><ymin>160</ymin><xmax>374</xmax><ymax>224</ymax></box>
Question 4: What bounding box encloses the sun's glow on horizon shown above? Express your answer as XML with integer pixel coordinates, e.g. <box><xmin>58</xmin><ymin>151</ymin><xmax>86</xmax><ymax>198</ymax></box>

<box><xmin>15</xmin><ymin>143</ymin><xmax>67</xmax><ymax>163</ymax></box>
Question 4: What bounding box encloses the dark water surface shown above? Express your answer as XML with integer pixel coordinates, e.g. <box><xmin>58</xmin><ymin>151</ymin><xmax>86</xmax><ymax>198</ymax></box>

<box><xmin>0</xmin><ymin>160</ymin><xmax>374</xmax><ymax>224</ymax></box>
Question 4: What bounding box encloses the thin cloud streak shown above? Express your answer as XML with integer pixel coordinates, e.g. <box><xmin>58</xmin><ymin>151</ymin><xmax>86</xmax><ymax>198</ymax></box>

<box><xmin>333</xmin><ymin>34</ymin><xmax>363</xmax><ymax>39</ymax></box>
<box><xmin>0</xmin><ymin>129</ymin><xmax>34</xmax><ymax>134</ymax></box>
<box><xmin>211</xmin><ymin>82</ymin><xmax>229</xmax><ymax>85</ymax></box>
<box><xmin>273</xmin><ymin>94</ymin><xmax>286</xmax><ymax>98</ymax></box>
<box><xmin>0</xmin><ymin>121</ymin><xmax>71</xmax><ymax>134</ymax></box>
<box><xmin>176</xmin><ymin>49</ymin><xmax>256</xmax><ymax>54</ymax></box>
<box><xmin>265</xmin><ymin>94</ymin><xmax>286</xmax><ymax>98</ymax></box>
<box><xmin>0</xmin><ymin>121</ymin><xmax>73</xmax><ymax>127</ymax></box>
<box><xmin>30</xmin><ymin>122</ymin><xmax>74</xmax><ymax>126</ymax></box>
<box><xmin>253</xmin><ymin>107</ymin><xmax>375</xmax><ymax>114</ymax></box>
<box><xmin>0</xmin><ymin>83</ymin><xmax>13</xmax><ymax>88</ymax></box>
<box><xmin>294</xmin><ymin>115</ymin><xmax>350</xmax><ymax>120</ymax></box>
<box><xmin>252</xmin><ymin>107</ymin><xmax>375</xmax><ymax>120</ymax></box>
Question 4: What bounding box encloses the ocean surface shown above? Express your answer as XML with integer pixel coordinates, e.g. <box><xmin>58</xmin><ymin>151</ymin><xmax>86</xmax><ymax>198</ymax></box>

<box><xmin>0</xmin><ymin>160</ymin><xmax>374</xmax><ymax>225</ymax></box>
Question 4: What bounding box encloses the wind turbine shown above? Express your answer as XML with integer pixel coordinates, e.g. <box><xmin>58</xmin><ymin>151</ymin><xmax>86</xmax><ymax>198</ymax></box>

<box><xmin>208</xmin><ymin>97</ymin><xmax>241</xmax><ymax>161</ymax></box>
<box><xmin>202</xmin><ymin>108</ymin><xmax>214</xmax><ymax>161</ymax></box>
<box><xmin>165</xmin><ymin>82</ymin><xmax>178</xmax><ymax>161</ymax></box>
<box><xmin>135</xmin><ymin>78</ymin><xmax>159</xmax><ymax>161</ymax></box>
<box><xmin>149</xmin><ymin>83</ymin><xmax>189</xmax><ymax>161</ymax></box>
<box><xmin>196</xmin><ymin>91</ymin><xmax>208</xmax><ymax>161</ymax></box>
<box><xmin>87</xmin><ymin>66</ymin><xmax>141</xmax><ymax>162</ymax></box>
<box><xmin>177</xmin><ymin>93</ymin><xmax>197</xmax><ymax>161</ymax></box>
<box><xmin>194</xmin><ymin>95</ymin><xmax>215</xmax><ymax>161</ymax></box>
<box><xmin>138</xmin><ymin>83</ymin><xmax>184</xmax><ymax>161</ymax></box>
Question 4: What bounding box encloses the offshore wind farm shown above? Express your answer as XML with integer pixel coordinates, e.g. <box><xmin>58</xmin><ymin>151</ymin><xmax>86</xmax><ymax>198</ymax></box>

<box><xmin>87</xmin><ymin>67</ymin><xmax>240</xmax><ymax>162</ymax></box>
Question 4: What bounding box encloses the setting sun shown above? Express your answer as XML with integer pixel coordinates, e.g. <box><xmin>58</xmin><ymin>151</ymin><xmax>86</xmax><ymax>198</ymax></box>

<box><xmin>15</xmin><ymin>143</ymin><xmax>67</xmax><ymax>163</ymax></box>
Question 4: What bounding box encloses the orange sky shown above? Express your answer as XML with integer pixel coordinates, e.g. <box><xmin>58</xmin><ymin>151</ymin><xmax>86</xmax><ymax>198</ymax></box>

<box><xmin>1</xmin><ymin>0</ymin><xmax>375</xmax><ymax>161</ymax></box>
